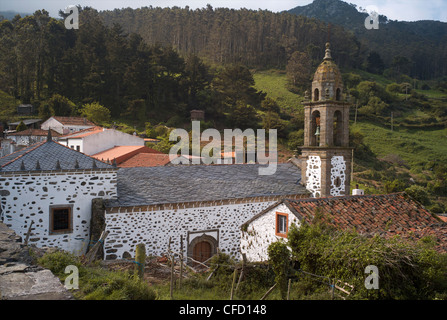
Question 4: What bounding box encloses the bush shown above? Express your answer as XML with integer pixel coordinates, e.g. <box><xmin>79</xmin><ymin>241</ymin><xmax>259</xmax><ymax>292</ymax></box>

<box><xmin>405</xmin><ymin>185</ymin><xmax>430</xmax><ymax>206</ymax></box>
<box><xmin>81</xmin><ymin>270</ymin><xmax>157</xmax><ymax>300</ymax></box>
<box><xmin>288</xmin><ymin>221</ymin><xmax>447</xmax><ymax>299</ymax></box>
<box><xmin>37</xmin><ymin>250</ymin><xmax>81</xmax><ymax>278</ymax></box>
<box><xmin>268</xmin><ymin>241</ymin><xmax>290</xmax><ymax>300</ymax></box>
<box><xmin>37</xmin><ymin>251</ymin><xmax>156</xmax><ymax>300</ymax></box>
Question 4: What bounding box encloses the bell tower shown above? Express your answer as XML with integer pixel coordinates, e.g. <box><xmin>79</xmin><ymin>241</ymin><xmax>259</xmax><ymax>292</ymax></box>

<box><xmin>299</xmin><ymin>43</ymin><xmax>353</xmax><ymax>198</ymax></box>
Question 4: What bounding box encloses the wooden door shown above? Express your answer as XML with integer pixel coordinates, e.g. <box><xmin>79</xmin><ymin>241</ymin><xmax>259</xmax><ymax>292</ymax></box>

<box><xmin>193</xmin><ymin>241</ymin><xmax>212</xmax><ymax>263</ymax></box>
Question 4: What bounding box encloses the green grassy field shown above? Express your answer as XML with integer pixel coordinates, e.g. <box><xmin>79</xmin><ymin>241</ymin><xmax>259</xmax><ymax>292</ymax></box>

<box><xmin>352</xmin><ymin>121</ymin><xmax>447</xmax><ymax>167</ymax></box>
<box><xmin>253</xmin><ymin>70</ymin><xmax>303</xmax><ymax>114</ymax></box>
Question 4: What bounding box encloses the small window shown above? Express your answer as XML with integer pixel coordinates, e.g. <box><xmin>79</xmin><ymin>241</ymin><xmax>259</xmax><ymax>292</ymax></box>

<box><xmin>276</xmin><ymin>212</ymin><xmax>288</xmax><ymax>237</ymax></box>
<box><xmin>50</xmin><ymin>206</ymin><xmax>73</xmax><ymax>234</ymax></box>
<box><xmin>76</xmin><ymin>146</ymin><xmax>80</xmax><ymax>152</ymax></box>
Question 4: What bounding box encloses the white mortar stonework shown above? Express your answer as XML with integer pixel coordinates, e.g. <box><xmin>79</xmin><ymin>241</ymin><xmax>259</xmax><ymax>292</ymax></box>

<box><xmin>306</xmin><ymin>156</ymin><xmax>321</xmax><ymax>198</ymax></box>
<box><xmin>330</xmin><ymin>156</ymin><xmax>346</xmax><ymax>196</ymax></box>
<box><xmin>0</xmin><ymin>170</ymin><xmax>117</xmax><ymax>254</ymax></box>
<box><xmin>104</xmin><ymin>201</ymin><xmax>278</xmax><ymax>260</ymax></box>
<box><xmin>240</xmin><ymin>203</ymin><xmax>300</xmax><ymax>262</ymax></box>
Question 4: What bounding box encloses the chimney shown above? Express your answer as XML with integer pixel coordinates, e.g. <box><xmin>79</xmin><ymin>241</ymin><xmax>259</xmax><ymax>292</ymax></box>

<box><xmin>352</xmin><ymin>184</ymin><xmax>364</xmax><ymax>196</ymax></box>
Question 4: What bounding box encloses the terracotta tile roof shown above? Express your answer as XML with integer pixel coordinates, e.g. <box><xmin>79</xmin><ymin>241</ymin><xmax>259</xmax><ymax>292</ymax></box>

<box><xmin>58</xmin><ymin>126</ymin><xmax>104</xmax><ymax>139</ymax></box>
<box><xmin>119</xmin><ymin>153</ymin><xmax>171</xmax><ymax>167</ymax></box>
<box><xmin>8</xmin><ymin>129</ymin><xmax>61</xmax><ymax>137</ymax></box>
<box><xmin>283</xmin><ymin>193</ymin><xmax>447</xmax><ymax>253</ymax></box>
<box><xmin>92</xmin><ymin>146</ymin><xmax>162</xmax><ymax>164</ymax></box>
<box><xmin>52</xmin><ymin>116</ymin><xmax>95</xmax><ymax>126</ymax></box>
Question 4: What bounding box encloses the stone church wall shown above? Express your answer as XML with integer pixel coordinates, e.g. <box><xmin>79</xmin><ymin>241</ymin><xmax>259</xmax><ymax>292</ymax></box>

<box><xmin>104</xmin><ymin>194</ymin><xmax>305</xmax><ymax>261</ymax></box>
<box><xmin>240</xmin><ymin>203</ymin><xmax>300</xmax><ymax>262</ymax></box>
<box><xmin>0</xmin><ymin>169</ymin><xmax>117</xmax><ymax>254</ymax></box>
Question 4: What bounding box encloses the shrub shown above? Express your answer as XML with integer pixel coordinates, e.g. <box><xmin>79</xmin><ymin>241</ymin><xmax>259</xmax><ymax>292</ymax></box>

<box><xmin>268</xmin><ymin>240</ymin><xmax>290</xmax><ymax>300</ymax></box>
<box><xmin>405</xmin><ymin>185</ymin><xmax>430</xmax><ymax>206</ymax></box>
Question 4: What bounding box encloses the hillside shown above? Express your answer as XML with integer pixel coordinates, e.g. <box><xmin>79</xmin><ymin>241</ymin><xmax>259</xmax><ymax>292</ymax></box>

<box><xmin>253</xmin><ymin>69</ymin><xmax>447</xmax><ymax>212</ymax></box>
<box><xmin>99</xmin><ymin>6</ymin><xmax>361</xmax><ymax>70</ymax></box>
<box><xmin>287</xmin><ymin>0</ymin><xmax>447</xmax><ymax>80</ymax></box>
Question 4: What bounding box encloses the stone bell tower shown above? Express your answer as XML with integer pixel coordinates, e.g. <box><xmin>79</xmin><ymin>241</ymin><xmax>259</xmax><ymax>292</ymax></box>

<box><xmin>299</xmin><ymin>43</ymin><xmax>353</xmax><ymax>198</ymax></box>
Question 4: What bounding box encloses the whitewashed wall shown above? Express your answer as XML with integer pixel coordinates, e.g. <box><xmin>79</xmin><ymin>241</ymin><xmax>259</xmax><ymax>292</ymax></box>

<box><xmin>0</xmin><ymin>170</ymin><xmax>117</xmax><ymax>254</ymax></box>
<box><xmin>240</xmin><ymin>203</ymin><xmax>301</xmax><ymax>262</ymax></box>
<box><xmin>83</xmin><ymin>129</ymin><xmax>144</xmax><ymax>155</ymax></box>
<box><xmin>41</xmin><ymin>118</ymin><xmax>93</xmax><ymax>135</ymax></box>
<box><xmin>104</xmin><ymin>200</ymin><xmax>278</xmax><ymax>260</ymax></box>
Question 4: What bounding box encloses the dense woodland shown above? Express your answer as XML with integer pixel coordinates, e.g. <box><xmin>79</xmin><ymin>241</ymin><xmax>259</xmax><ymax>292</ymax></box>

<box><xmin>99</xmin><ymin>5</ymin><xmax>362</xmax><ymax>70</ymax></box>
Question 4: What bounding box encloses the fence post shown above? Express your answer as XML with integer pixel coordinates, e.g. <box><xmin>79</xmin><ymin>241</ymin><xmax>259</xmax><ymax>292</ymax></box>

<box><xmin>134</xmin><ymin>243</ymin><xmax>146</xmax><ymax>279</ymax></box>
<box><xmin>179</xmin><ymin>235</ymin><xmax>184</xmax><ymax>289</ymax></box>
<box><xmin>287</xmin><ymin>279</ymin><xmax>292</xmax><ymax>300</ymax></box>
<box><xmin>230</xmin><ymin>267</ymin><xmax>238</xmax><ymax>300</ymax></box>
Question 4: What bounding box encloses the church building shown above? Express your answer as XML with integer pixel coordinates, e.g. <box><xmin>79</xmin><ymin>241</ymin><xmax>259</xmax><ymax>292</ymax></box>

<box><xmin>1</xmin><ymin>43</ymin><xmax>446</xmax><ymax>265</ymax></box>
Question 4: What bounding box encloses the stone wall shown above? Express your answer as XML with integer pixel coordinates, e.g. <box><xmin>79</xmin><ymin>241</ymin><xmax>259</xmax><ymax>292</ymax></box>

<box><xmin>104</xmin><ymin>194</ymin><xmax>305</xmax><ymax>261</ymax></box>
<box><xmin>240</xmin><ymin>203</ymin><xmax>300</xmax><ymax>262</ymax></box>
<box><xmin>0</xmin><ymin>169</ymin><xmax>117</xmax><ymax>255</ymax></box>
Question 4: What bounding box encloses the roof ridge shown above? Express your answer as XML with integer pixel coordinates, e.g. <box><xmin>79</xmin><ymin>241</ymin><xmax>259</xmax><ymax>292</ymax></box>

<box><xmin>286</xmin><ymin>192</ymin><xmax>405</xmax><ymax>204</ymax></box>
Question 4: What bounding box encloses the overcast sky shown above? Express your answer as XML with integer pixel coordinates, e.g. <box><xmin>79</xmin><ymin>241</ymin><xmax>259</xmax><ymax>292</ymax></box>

<box><xmin>0</xmin><ymin>0</ymin><xmax>446</xmax><ymax>22</ymax></box>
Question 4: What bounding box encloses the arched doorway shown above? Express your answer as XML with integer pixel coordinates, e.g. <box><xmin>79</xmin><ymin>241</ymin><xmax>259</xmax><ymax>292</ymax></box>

<box><xmin>187</xmin><ymin>232</ymin><xmax>218</xmax><ymax>267</ymax></box>
<box><xmin>193</xmin><ymin>241</ymin><xmax>212</xmax><ymax>263</ymax></box>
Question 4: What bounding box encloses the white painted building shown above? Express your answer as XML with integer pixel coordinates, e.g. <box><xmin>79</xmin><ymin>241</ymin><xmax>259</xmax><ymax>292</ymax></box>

<box><xmin>40</xmin><ymin>116</ymin><xmax>95</xmax><ymax>135</ymax></box>
<box><xmin>102</xmin><ymin>164</ymin><xmax>308</xmax><ymax>261</ymax></box>
<box><xmin>240</xmin><ymin>200</ymin><xmax>301</xmax><ymax>262</ymax></box>
<box><xmin>0</xmin><ymin>138</ymin><xmax>118</xmax><ymax>254</ymax></box>
<box><xmin>7</xmin><ymin>129</ymin><xmax>60</xmax><ymax>147</ymax></box>
<box><xmin>58</xmin><ymin>127</ymin><xmax>145</xmax><ymax>155</ymax></box>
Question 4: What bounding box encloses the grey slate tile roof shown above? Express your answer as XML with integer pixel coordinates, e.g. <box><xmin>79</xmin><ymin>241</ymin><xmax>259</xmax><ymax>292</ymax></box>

<box><xmin>0</xmin><ymin>140</ymin><xmax>113</xmax><ymax>171</ymax></box>
<box><xmin>107</xmin><ymin>163</ymin><xmax>306</xmax><ymax>207</ymax></box>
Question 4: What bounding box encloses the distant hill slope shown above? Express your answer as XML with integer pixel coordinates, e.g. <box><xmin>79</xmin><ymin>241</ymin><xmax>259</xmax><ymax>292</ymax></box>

<box><xmin>0</xmin><ymin>10</ymin><xmax>31</xmax><ymax>20</ymax></box>
<box><xmin>287</xmin><ymin>0</ymin><xmax>447</xmax><ymax>80</ymax></box>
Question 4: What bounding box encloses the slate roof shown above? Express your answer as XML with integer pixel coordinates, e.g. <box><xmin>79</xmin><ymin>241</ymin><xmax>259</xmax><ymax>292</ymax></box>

<box><xmin>106</xmin><ymin>163</ymin><xmax>306</xmax><ymax>207</ymax></box>
<box><xmin>246</xmin><ymin>193</ymin><xmax>447</xmax><ymax>253</ymax></box>
<box><xmin>0</xmin><ymin>140</ymin><xmax>114</xmax><ymax>171</ymax></box>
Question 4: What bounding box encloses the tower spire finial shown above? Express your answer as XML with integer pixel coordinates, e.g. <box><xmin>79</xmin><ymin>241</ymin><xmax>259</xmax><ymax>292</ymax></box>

<box><xmin>324</xmin><ymin>42</ymin><xmax>332</xmax><ymax>60</ymax></box>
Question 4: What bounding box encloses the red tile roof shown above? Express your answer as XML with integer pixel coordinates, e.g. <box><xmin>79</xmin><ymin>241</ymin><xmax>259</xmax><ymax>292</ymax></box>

<box><xmin>119</xmin><ymin>153</ymin><xmax>171</xmax><ymax>167</ymax></box>
<box><xmin>267</xmin><ymin>193</ymin><xmax>447</xmax><ymax>252</ymax></box>
<box><xmin>58</xmin><ymin>126</ymin><xmax>104</xmax><ymax>139</ymax></box>
<box><xmin>92</xmin><ymin>146</ymin><xmax>162</xmax><ymax>164</ymax></box>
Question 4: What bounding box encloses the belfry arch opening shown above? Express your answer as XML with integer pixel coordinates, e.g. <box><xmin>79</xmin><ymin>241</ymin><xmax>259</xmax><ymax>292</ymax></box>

<box><xmin>336</xmin><ymin>88</ymin><xmax>341</xmax><ymax>101</ymax></box>
<box><xmin>311</xmin><ymin>110</ymin><xmax>321</xmax><ymax>146</ymax></box>
<box><xmin>314</xmin><ymin>88</ymin><xmax>319</xmax><ymax>101</ymax></box>
<box><xmin>333</xmin><ymin>110</ymin><xmax>343</xmax><ymax>146</ymax></box>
